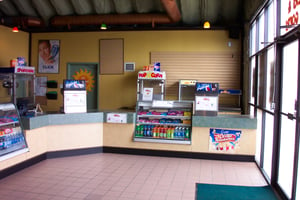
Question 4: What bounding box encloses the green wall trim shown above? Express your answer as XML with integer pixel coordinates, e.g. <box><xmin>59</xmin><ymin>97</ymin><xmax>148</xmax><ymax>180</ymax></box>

<box><xmin>21</xmin><ymin>112</ymin><xmax>104</xmax><ymax>130</ymax></box>
<box><xmin>192</xmin><ymin>115</ymin><xmax>257</xmax><ymax>129</ymax></box>
<box><xmin>21</xmin><ymin>112</ymin><xmax>256</xmax><ymax>130</ymax></box>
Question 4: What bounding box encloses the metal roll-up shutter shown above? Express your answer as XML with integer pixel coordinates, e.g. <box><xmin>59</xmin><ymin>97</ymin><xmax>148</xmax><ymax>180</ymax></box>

<box><xmin>150</xmin><ymin>51</ymin><xmax>241</xmax><ymax>107</ymax></box>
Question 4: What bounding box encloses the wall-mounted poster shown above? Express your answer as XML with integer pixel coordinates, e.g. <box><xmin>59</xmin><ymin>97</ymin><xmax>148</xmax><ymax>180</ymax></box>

<box><xmin>38</xmin><ymin>40</ymin><xmax>60</xmax><ymax>73</ymax></box>
<box><xmin>209</xmin><ymin>128</ymin><xmax>242</xmax><ymax>152</ymax></box>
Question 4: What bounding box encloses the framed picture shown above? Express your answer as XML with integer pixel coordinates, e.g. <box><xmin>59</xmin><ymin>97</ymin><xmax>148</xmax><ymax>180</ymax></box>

<box><xmin>38</xmin><ymin>40</ymin><xmax>60</xmax><ymax>73</ymax></box>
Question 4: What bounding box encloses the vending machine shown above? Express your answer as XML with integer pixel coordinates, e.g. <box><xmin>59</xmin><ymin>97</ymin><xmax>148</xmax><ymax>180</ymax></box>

<box><xmin>194</xmin><ymin>82</ymin><xmax>219</xmax><ymax>116</ymax></box>
<box><xmin>63</xmin><ymin>80</ymin><xmax>87</xmax><ymax>113</ymax></box>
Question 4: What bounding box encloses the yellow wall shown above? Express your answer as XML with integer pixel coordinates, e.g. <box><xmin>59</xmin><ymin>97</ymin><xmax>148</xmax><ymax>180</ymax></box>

<box><xmin>31</xmin><ymin>30</ymin><xmax>241</xmax><ymax>111</ymax></box>
<box><xmin>0</xmin><ymin>25</ymin><xmax>29</xmax><ymax>66</ymax></box>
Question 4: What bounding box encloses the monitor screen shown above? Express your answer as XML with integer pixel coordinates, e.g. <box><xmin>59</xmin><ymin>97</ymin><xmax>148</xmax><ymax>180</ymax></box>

<box><xmin>63</xmin><ymin>80</ymin><xmax>86</xmax><ymax>90</ymax></box>
<box><xmin>195</xmin><ymin>82</ymin><xmax>219</xmax><ymax>94</ymax></box>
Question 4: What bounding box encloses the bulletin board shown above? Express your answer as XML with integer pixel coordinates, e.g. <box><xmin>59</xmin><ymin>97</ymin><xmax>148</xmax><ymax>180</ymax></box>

<box><xmin>100</xmin><ymin>39</ymin><xmax>124</xmax><ymax>74</ymax></box>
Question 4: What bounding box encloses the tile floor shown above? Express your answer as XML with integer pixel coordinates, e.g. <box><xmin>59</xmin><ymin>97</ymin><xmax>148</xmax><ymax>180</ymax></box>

<box><xmin>0</xmin><ymin>153</ymin><xmax>267</xmax><ymax>200</ymax></box>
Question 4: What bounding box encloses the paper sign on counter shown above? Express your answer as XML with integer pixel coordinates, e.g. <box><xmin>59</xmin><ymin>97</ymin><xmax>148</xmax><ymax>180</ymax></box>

<box><xmin>107</xmin><ymin>113</ymin><xmax>127</xmax><ymax>123</ymax></box>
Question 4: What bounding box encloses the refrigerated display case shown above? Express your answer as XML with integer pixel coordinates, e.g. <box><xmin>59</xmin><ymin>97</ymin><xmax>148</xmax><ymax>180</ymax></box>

<box><xmin>134</xmin><ymin>100</ymin><xmax>193</xmax><ymax>144</ymax></box>
<box><xmin>0</xmin><ymin>103</ymin><xmax>28</xmax><ymax>161</ymax></box>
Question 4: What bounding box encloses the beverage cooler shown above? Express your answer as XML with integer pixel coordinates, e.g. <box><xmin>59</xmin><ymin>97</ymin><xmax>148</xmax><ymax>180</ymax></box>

<box><xmin>63</xmin><ymin>80</ymin><xmax>87</xmax><ymax>113</ymax></box>
<box><xmin>134</xmin><ymin>100</ymin><xmax>193</xmax><ymax>144</ymax></box>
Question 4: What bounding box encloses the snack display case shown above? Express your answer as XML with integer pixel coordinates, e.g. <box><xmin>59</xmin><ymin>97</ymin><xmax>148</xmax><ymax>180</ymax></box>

<box><xmin>0</xmin><ymin>103</ymin><xmax>28</xmax><ymax>161</ymax></box>
<box><xmin>134</xmin><ymin>100</ymin><xmax>193</xmax><ymax>144</ymax></box>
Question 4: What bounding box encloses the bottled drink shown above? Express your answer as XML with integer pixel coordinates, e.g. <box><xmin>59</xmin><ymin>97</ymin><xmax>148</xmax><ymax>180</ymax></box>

<box><xmin>136</xmin><ymin>125</ymin><xmax>140</xmax><ymax>137</ymax></box>
<box><xmin>181</xmin><ymin>127</ymin><xmax>185</xmax><ymax>139</ymax></box>
<box><xmin>144</xmin><ymin>125</ymin><xmax>148</xmax><ymax>136</ymax></box>
<box><xmin>140</xmin><ymin>125</ymin><xmax>144</xmax><ymax>136</ymax></box>
<box><xmin>150</xmin><ymin>125</ymin><xmax>154</xmax><ymax>137</ymax></box>
<box><xmin>185</xmin><ymin>127</ymin><xmax>190</xmax><ymax>139</ymax></box>
<box><xmin>171</xmin><ymin>127</ymin><xmax>174</xmax><ymax>139</ymax></box>
<box><xmin>178</xmin><ymin>127</ymin><xmax>182</xmax><ymax>138</ymax></box>
<box><xmin>160</xmin><ymin>126</ymin><xmax>164</xmax><ymax>138</ymax></box>
<box><xmin>163</xmin><ymin>127</ymin><xmax>167</xmax><ymax>138</ymax></box>
<box><xmin>147</xmin><ymin>125</ymin><xmax>151</xmax><ymax>137</ymax></box>
<box><xmin>174</xmin><ymin>127</ymin><xmax>178</xmax><ymax>138</ymax></box>
<box><xmin>153</xmin><ymin>126</ymin><xmax>156</xmax><ymax>138</ymax></box>
<box><xmin>167</xmin><ymin>127</ymin><xmax>171</xmax><ymax>138</ymax></box>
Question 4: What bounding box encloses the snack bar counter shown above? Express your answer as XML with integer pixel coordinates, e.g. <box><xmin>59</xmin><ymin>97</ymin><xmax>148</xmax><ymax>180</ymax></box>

<box><xmin>0</xmin><ymin>110</ymin><xmax>256</xmax><ymax>177</ymax></box>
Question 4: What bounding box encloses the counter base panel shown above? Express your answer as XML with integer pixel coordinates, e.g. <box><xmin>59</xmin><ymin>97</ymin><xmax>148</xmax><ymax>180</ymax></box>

<box><xmin>134</xmin><ymin>137</ymin><xmax>191</xmax><ymax>144</ymax></box>
<box><xmin>103</xmin><ymin>146</ymin><xmax>255</xmax><ymax>162</ymax></box>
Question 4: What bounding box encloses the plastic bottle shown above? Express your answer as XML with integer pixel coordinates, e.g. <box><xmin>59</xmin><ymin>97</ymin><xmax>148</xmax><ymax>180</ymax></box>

<box><xmin>136</xmin><ymin>125</ymin><xmax>140</xmax><ymax>137</ymax></box>
<box><xmin>178</xmin><ymin>127</ymin><xmax>183</xmax><ymax>139</ymax></box>
<box><xmin>160</xmin><ymin>126</ymin><xmax>164</xmax><ymax>138</ymax></box>
<box><xmin>147</xmin><ymin>125</ymin><xmax>151</xmax><ymax>137</ymax></box>
<box><xmin>171</xmin><ymin>127</ymin><xmax>174</xmax><ymax>139</ymax></box>
<box><xmin>163</xmin><ymin>127</ymin><xmax>167</xmax><ymax>138</ymax></box>
<box><xmin>174</xmin><ymin>127</ymin><xmax>178</xmax><ymax>138</ymax></box>
<box><xmin>140</xmin><ymin>125</ymin><xmax>144</xmax><ymax>136</ymax></box>
<box><xmin>181</xmin><ymin>127</ymin><xmax>185</xmax><ymax>139</ymax></box>
<box><xmin>152</xmin><ymin>126</ymin><xmax>156</xmax><ymax>138</ymax></box>
<box><xmin>185</xmin><ymin>127</ymin><xmax>190</xmax><ymax>139</ymax></box>
<box><xmin>167</xmin><ymin>127</ymin><xmax>171</xmax><ymax>138</ymax></box>
<box><xmin>144</xmin><ymin>125</ymin><xmax>148</xmax><ymax>136</ymax></box>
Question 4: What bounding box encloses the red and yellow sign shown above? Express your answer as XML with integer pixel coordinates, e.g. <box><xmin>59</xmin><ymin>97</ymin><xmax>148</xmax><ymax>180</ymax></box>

<box><xmin>138</xmin><ymin>71</ymin><xmax>166</xmax><ymax>80</ymax></box>
<box><xmin>283</xmin><ymin>0</ymin><xmax>300</xmax><ymax>32</ymax></box>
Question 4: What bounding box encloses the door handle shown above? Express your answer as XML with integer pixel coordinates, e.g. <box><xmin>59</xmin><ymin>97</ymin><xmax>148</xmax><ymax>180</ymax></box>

<box><xmin>287</xmin><ymin>113</ymin><xmax>295</xmax><ymax>120</ymax></box>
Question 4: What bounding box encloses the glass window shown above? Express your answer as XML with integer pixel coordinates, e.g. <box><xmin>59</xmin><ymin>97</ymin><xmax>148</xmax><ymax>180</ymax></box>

<box><xmin>250</xmin><ymin>22</ymin><xmax>257</xmax><ymax>56</ymax></box>
<box><xmin>278</xmin><ymin>115</ymin><xmax>296</xmax><ymax>199</ymax></box>
<box><xmin>258</xmin><ymin>13</ymin><xmax>265</xmax><ymax>51</ymax></box>
<box><xmin>278</xmin><ymin>40</ymin><xmax>299</xmax><ymax>199</ymax></box>
<box><xmin>255</xmin><ymin>109</ymin><xmax>263</xmax><ymax>164</ymax></box>
<box><xmin>257</xmin><ymin>53</ymin><xmax>266</xmax><ymax>107</ymax></box>
<box><xmin>249</xmin><ymin>57</ymin><xmax>256</xmax><ymax>105</ymax></box>
<box><xmin>265</xmin><ymin>47</ymin><xmax>275</xmax><ymax>112</ymax></box>
<box><xmin>263</xmin><ymin>112</ymin><xmax>274</xmax><ymax>181</ymax></box>
<box><xmin>296</xmin><ymin>143</ymin><xmax>300</xmax><ymax>200</ymax></box>
<box><xmin>281</xmin><ymin>41</ymin><xmax>298</xmax><ymax>114</ymax></box>
<box><xmin>267</xmin><ymin>1</ymin><xmax>275</xmax><ymax>42</ymax></box>
<box><xmin>250</xmin><ymin>105</ymin><xmax>255</xmax><ymax>117</ymax></box>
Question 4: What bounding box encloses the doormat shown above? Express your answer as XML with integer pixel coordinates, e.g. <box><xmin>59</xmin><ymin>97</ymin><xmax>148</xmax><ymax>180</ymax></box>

<box><xmin>196</xmin><ymin>183</ymin><xmax>279</xmax><ymax>200</ymax></box>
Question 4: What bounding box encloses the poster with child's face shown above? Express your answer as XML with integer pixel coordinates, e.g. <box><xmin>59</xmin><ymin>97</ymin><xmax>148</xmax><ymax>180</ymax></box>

<box><xmin>38</xmin><ymin>40</ymin><xmax>60</xmax><ymax>73</ymax></box>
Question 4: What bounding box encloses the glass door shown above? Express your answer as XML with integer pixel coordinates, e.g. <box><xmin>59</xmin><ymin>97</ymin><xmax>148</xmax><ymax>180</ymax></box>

<box><xmin>278</xmin><ymin>40</ymin><xmax>299</xmax><ymax>199</ymax></box>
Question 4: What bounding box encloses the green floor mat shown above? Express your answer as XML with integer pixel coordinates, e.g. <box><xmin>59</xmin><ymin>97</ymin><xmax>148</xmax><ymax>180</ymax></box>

<box><xmin>196</xmin><ymin>183</ymin><xmax>279</xmax><ymax>200</ymax></box>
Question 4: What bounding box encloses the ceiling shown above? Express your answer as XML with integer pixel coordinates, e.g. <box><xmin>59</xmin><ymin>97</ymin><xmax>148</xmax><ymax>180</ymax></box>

<box><xmin>0</xmin><ymin>0</ymin><xmax>248</xmax><ymax>32</ymax></box>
